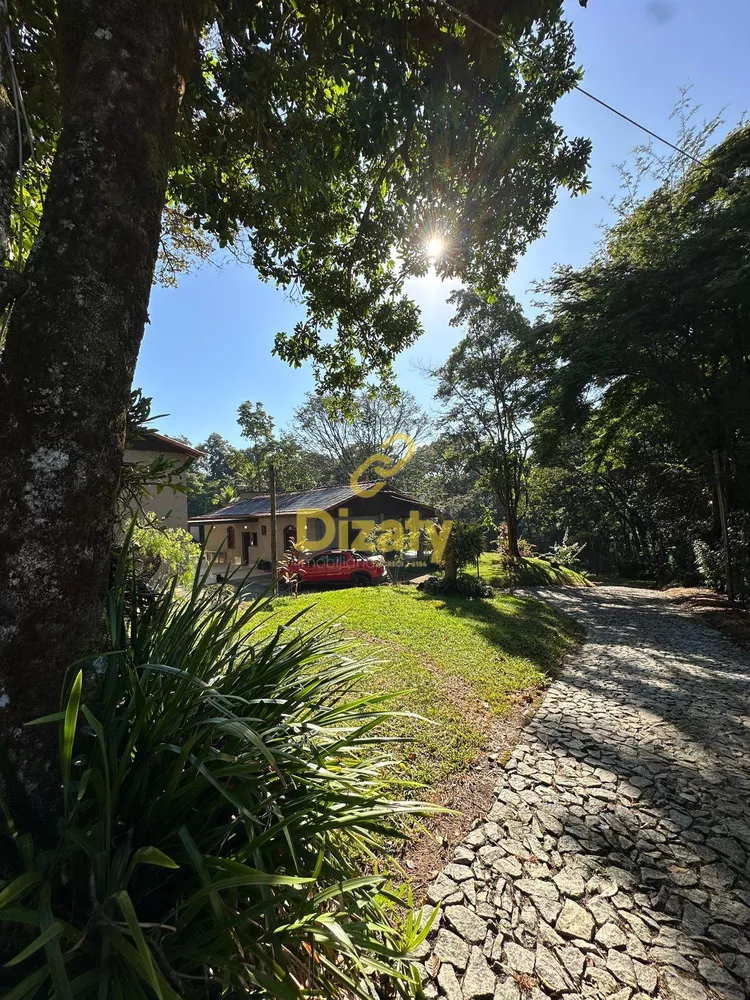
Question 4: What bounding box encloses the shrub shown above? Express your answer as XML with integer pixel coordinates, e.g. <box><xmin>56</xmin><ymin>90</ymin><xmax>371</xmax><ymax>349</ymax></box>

<box><xmin>0</xmin><ymin>551</ymin><xmax>435</xmax><ymax>998</ymax></box>
<box><xmin>132</xmin><ymin>513</ymin><xmax>198</xmax><ymax>587</ymax></box>
<box><xmin>421</xmin><ymin>573</ymin><xmax>495</xmax><ymax>599</ymax></box>
<box><xmin>542</xmin><ymin>529</ymin><xmax>585</xmax><ymax>570</ymax></box>
<box><xmin>694</xmin><ymin>512</ymin><xmax>750</xmax><ymax>600</ymax></box>
<box><xmin>449</xmin><ymin>521</ymin><xmax>486</xmax><ymax>571</ymax></box>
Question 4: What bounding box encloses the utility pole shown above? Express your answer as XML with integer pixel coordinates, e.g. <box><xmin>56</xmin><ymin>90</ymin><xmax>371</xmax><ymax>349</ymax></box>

<box><xmin>713</xmin><ymin>449</ymin><xmax>734</xmax><ymax>604</ymax></box>
<box><xmin>269</xmin><ymin>461</ymin><xmax>278</xmax><ymax>597</ymax></box>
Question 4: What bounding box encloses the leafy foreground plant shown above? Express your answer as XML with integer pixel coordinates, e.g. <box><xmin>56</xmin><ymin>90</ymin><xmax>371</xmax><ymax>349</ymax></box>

<box><xmin>0</xmin><ymin>556</ymin><xmax>436</xmax><ymax>999</ymax></box>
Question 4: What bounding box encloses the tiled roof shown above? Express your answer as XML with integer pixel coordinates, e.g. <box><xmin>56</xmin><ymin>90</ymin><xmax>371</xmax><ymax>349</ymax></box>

<box><xmin>188</xmin><ymin>484</ymin><xmax>436</xmax><ymax>523</ymax></box>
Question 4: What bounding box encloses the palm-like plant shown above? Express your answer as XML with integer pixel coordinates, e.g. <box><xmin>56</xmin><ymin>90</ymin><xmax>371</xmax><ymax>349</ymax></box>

<box><xmin>0</xmin><ymin>550</ymin><xmax>435</xmax><ymax>998</ymax></box>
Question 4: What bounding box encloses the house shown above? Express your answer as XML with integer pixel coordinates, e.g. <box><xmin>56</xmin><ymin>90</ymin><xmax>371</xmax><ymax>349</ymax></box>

<box><xmin>188</xmin><ymin>483</ymin><xmax>439</xmax><ymax>580</ymax></box>
<box><xmin>125</xmin><ymin>432</ymin><xmax>203</xmax><ymax>530</ymax></box>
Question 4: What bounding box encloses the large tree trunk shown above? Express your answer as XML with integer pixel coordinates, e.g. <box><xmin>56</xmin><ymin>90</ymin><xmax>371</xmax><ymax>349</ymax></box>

<box><xmin>443</xmin><ymin>531</ymin><xmax>457</xmax><ymax>582</ymax></box>
<box><xmin>0</xmin><ymin>0</ymin><xmax>202</xmax><ymax>796</ymax></box>
<box><xmin>505</xmin><ymin>507</ymin><xmax>521</xmax><ymax>559</ymax></box>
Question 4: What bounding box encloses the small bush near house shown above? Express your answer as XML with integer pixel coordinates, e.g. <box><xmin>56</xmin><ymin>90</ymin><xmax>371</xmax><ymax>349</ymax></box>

<box><xmin>0</xmin><ymin>552</ymin><xmax>435</xmax><ymax>998</ymax></box>
<box><xmin>132</xmin><ymin>512</ymin><xmax>198</xmax><ymax>587</ymax></box>
<box><xmin>421</xmin><ymin>573</ymin><xmax>495</xmax><ymax>599</ymax></box>
<box><xmin>440</xmin><ymin>520</ymin><xmax>486</xmax><ymax>590</ymax></box>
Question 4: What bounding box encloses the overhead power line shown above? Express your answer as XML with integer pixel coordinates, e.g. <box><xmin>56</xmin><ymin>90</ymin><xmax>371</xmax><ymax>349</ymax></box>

<box><xmin>438</xmin><ymin>0</ymin><xmax>716</xmax><ymax>175</ymax></box>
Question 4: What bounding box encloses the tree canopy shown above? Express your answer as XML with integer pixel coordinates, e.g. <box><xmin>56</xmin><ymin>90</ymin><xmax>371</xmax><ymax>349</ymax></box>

<box><xmin>293</xmin><ymin>389</ymin><xmax>430</xmax><ymax>477</ymax></box>
<box><xmin>433</xmin><ymin>288</ymin><xmax>535</xmax><ymax>555</ymax></box>
<box><xmin>4</xmin><ymin>0</ymin><xmax>590</xmax><ymax>389</ymax></box>
<box><xmin>527</xmin><ymin>117</ymin><xmax>750</xmax><ymax>587</ymax></box>
<box><xmin>535</xmin><ymin>123</ymin><xmax>750</xmax><ymax>475</ymax></box>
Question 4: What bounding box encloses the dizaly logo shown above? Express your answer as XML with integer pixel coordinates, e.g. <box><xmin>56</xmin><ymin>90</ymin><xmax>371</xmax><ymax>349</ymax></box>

<box><xmin>349</xmin><ymin>433</ymin><xmax>415</xmax><ymax>497</ymax></box>
<box><xmin>295</xmin><ymin>433</ymin><xmax>453</xmax><ymax>561</ymax></box>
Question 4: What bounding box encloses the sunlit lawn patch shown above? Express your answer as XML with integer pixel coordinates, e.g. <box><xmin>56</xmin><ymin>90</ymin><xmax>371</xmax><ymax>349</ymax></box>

<box><xmin>479</xmin><ymin>553</ymin><xmax>592</xmax><ymax>588</ymax></box>
<box><xmin>253</xmin><ymin>586</ymin><xmax>582</xmax><ymax>793</ymax></box>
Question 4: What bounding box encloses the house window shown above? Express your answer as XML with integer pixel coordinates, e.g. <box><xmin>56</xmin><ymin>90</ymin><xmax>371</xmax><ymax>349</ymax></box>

<box><xmin>251</xmin><ymin>532</ymin><xmax>258</xmax><ymax>546</ymax></box>
<box><xmin>261</xmin><ymin>524</ymin><xmax>267</xmax><ymax>536</ymax></box>
<box><xmin>226</xmin><ymin>526</ymin><xmax>235</xmax><ymax>549</ymax></box>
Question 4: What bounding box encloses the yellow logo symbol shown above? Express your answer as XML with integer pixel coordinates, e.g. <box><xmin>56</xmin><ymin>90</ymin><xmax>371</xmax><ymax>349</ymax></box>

<box><xmin>350</xmin><ymin>433</ymin><xmax>416</xmax><ymax>497</ymax></box>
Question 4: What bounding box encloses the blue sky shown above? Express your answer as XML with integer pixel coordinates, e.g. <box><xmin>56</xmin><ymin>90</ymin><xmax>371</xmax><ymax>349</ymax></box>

<box><xmin>136</xmin><ymin>0</ymin><xmax>750</xmax><ymax>447</ymax></box>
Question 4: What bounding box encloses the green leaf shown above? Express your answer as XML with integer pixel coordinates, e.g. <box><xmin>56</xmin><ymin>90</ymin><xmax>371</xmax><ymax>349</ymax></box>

<box><xmin>38</xmin><ymin>887</ymin><xmax>73</xmax><ymax>1000</ymax></box>
<box><xmin>4</xmin><ymin>920</ymin><xmax>63</xmax><ymax>966</ymax></box>
<box><xmin>0</xmin><ymin>873</ymin><xmax>42</xmax><ymax>910</ymax></box>
<box><xmin>130</xmin><ymin>846</ymin><xmax>180</xmax><ymax>870</ymax></box>
<box><xmin>0</xmin><ymin>905</ymin><xmax>40</xmax><ymax>926</ymax></box>
<box><xmin>187</xmin><ymin>871</ymin><xmax>313</xmax><ymax>904</ymax></box>
<box><xmin>114</xmin><ymin>890</ymin><xmax>162</xmax><ymax>999</ymax></box>
<box><xmin>102</xmin><ymin>923</ymin><xmax>181</xmax><ymax>1000</ymax></box>
<box><xmin>61</xmin><ymin>669</ymin><xmax>83</xmax><ymax>805</ymax></box>
<box><xmin>312</xmin><ymin>875</ymin><xmax>383</xmax><ymax>904</ymax></box>
<box><xmin>178</xmin><ymin>825</ymin><xmax>222</xmax><ymax>922</ymax></box>
<box><xmin>2</xmin><ymin>966</ymin><xmax>49</xmax><ymax>1000</ymax></box>
<box><xmin>81</xmin><ymin>706</ymin><xmax>112</xmax><ymax>864</ymax></box>
<box><xmin>68</xmin><ymin>970</ymin><xmax>102</xmax><ymax>996</ymax></box>
<box><xmin>24</xmin><ymin>711</ymin><xmax>66</xmax><ymax>726</ymax></box>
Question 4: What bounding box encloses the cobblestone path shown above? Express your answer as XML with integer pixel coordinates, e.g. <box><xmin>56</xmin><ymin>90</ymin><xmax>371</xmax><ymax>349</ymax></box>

<box><xmin>418</xmin><ymin>587</ymin><xmax>750</xmax><ymax>1000</ymax></box>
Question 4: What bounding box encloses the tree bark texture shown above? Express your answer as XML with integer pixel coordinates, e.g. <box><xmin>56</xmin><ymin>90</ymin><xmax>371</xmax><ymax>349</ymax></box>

<box><xmin>0</xmin><ymin>0</ymin><xmax>203</xmax><ymax>795</ymax></box>
<box><xmin>443</xmin><ymin>531</ymin><xmax>457</xmax><ymax>582</ymax></box>
<box><xmin>505</xmin><ymin>508</ymin><xmax>521</xmax><ymax>559</ymax></box>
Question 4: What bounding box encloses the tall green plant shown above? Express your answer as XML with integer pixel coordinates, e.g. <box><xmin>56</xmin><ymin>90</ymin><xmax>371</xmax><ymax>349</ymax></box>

<box><xmin>0</xmin><ymin>551</ymin><xmax>436</xmax><ymax>998</ymax></box>
<box><xmin>443</xmin><ymin>520</ymin><xmax>486</xmax><ymax>581</ymax></box>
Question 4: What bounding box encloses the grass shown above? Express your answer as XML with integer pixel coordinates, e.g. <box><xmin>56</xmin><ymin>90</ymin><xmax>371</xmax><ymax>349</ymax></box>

<box><xmin>252</xmin><ymin>586</ymin><xmax>582</xmax><ymax>794</ymax></box>
<box><xmin>478</xmin><ymin>553</ymin><xmax>592</xmax><ymax>588</ymax></box>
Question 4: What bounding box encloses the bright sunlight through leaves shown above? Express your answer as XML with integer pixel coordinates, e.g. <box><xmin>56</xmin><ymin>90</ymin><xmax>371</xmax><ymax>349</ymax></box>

<box><xmin>425</xmin><ymin>234</ymin><xmax>444</xmax><ymax>262</ymax></box>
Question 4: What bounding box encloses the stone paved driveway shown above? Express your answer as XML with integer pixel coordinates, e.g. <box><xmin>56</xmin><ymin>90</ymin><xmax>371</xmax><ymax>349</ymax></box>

<box><xmin>418</xmin><ymin>586</ymin><xmax>750</xmax><ymax>1000</ymax></box>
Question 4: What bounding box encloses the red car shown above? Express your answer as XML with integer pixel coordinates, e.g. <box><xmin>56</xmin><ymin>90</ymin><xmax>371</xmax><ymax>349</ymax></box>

<box><xmin>287</xmin><ymin>549</ymin><xmax>388</xmax><ymax>588</ymax></box>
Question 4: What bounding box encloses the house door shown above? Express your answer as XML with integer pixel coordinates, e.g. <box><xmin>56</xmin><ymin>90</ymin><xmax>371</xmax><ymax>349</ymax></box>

<box><xmin>283</xmin><ymin>524</ymin><xmax>296</xmax><ymax>552</ymax></box>
<box><xmin>242</xmin><ymin>531</ymin><xmax>251</xmax><ymax>565</ymax></box>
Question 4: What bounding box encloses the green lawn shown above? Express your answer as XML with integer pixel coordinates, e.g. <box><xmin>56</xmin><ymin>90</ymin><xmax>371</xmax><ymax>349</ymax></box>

<box><xmin>479</xmin><ymin>553</ymin><xmax>592</xmax><ymax>589</ymax></box>
<box><xmin>252</xmin><ymin>586</ymin><xmax>582</xmax><ymax>792</ymax></box>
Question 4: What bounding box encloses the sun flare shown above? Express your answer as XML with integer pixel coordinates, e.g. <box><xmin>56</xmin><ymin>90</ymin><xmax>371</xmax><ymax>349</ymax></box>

<box><xmin>426</xmin><ymin>235</ymin><xmax>444</xmax><ymax>261</ymax></box>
